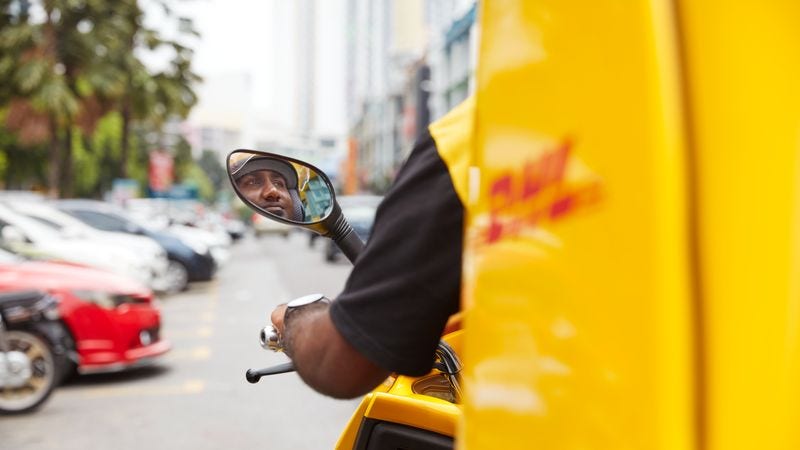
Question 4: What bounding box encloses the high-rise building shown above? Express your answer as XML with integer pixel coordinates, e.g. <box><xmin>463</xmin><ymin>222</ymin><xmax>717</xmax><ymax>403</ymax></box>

<box><xmin>345</xmin><ymin>0</ymin><xmax>428</xmax><ymax>192</ymax></box>
<box><xmin>295</xmin><ymin>0</ymin><xmax>316</xmax><ymax>137</ymax></box>
<box><xmin>426</xmin><ymin>0</ymin><xmax>478</xmax><ymax>120</ymax></box>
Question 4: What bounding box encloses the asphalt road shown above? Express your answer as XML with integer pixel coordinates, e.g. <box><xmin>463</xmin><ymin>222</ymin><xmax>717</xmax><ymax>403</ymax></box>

<box><xmin>0</xmin><ymin>231</ymin><xmax>361</xmax><ymax>450</ymax></box>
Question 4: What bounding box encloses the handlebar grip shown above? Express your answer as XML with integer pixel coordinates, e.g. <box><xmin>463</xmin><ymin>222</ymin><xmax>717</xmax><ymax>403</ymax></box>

<box><xmin>260</xmin><ymin>325</ymin><xmax>283</xmax><ymax>352</ymax></box>
<box><xmin>245</xmin><ymin>362</ymin><xmax>296</xmax><ymax>383</ymax></box>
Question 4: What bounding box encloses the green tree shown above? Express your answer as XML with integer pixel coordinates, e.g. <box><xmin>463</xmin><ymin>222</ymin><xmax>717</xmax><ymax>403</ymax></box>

<box><xmin>0</xmin><ymin>0</ymin><xmax>200</xmax><ymax>197</ymax></box>
<box><xmin>115</xmin><ymin>4</ymin><xmax>200</xmax><ymax>179</ymax></box>
<box><xmin>197</xmin><ymin>149</ymin><xmax>226</xmax><ymax>192</ymax></box>
<box><xmin>0</xmin><ymin>0</ymin><xmax>131</xmax><ymax>197</ymax></box>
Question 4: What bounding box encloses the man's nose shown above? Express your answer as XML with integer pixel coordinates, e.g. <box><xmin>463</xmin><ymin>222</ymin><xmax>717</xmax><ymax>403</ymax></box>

<box><xmin>260</xmin><ymin>180</ymin><xmax>280</xmax><ymax>199</ymax></box>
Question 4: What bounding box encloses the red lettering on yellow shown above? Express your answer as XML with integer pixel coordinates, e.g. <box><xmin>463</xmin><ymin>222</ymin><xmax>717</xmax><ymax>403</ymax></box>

<box><xmin>483</xmin><ymin>139</ymin><xmax>601</xmax><ymax>244</ymax></box>
<box><xmin>487</xmin><ymin>174</ymin><xmax>513</xmax><ymax>243</ymax></box>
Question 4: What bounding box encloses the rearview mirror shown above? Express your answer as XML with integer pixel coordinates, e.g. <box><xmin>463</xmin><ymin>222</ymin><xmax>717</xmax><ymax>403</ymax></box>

<box><xmin>227</xmin><ymin>150</ymin><xmax>335</xmax><ymax>225</ymax></box>
<box><xmin>227</xmin><ymin>149</ymin><xmax>364</xmax><ymax>263</ymax></box>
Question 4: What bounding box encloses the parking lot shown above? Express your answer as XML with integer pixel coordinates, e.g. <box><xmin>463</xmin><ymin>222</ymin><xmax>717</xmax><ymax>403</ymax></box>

<box><xmin>0</xmin><ymin>233</ymin><xmax>360</xmax><ymax>450</ymax></box>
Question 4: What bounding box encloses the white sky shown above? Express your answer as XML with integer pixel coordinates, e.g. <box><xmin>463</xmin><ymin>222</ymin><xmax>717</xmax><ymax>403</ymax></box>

<box><xmin>143</xmin><ymin>0</ymin><xmax>346</xmax><ymax>138</ymax></box>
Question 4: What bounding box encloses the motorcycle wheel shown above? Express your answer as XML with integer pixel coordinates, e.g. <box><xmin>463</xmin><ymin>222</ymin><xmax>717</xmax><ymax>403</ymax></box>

<box><xmin>0</xmin><ymin>330</ymin><xmax>57</xmax><ymax>414</ymax></box>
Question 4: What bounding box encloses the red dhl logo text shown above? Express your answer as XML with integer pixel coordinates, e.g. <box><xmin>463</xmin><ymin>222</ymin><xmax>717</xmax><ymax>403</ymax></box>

<box><xmin>485</xmin><ymin>140</ymin><xmax>602</xmax><ymax>244</ymax></box>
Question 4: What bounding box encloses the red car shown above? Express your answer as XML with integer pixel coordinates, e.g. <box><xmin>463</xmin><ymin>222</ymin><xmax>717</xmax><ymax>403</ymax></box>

<box><xmin>0</xmin><ymin>260</ymin><xmax>171</xmax><ymax>374</ymax></box>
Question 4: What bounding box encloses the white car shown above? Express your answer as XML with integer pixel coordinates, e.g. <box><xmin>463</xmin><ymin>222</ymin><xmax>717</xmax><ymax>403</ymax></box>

<box><xmin>161</xmin><ymin>224</ymin><xmax>231</xmax><ymax>267</ymax></box>
<box><xmin>123</xmin><ymin>200</ymin><xmax>232</xmax><ymax>267</ymax></box>
<box><xmin>252</xmin><ymin>212</ymin><xmax>293</xmax><ymax>238</ymax></box>
<box><xmin>4</xmin><ymin>201</ymin><xmax>172</xmax><ymax>293</ymax></box>
<box><xmin>0</xmin><ymin>203</ymin><xmax>155</xmax><ymax>288</ymax></box>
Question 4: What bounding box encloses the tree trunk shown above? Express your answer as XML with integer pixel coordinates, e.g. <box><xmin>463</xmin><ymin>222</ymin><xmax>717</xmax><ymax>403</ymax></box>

<box><xmin>60</xmin><ymin>126</ymin><xmax>73</xmax><ymax>197</ymax></box>
<box><xmin>47</xmin><ymin>118</ymin><xmax>61</xmax><ymax>198</ymax></box>
<box><xmin>120</xmin><ymin>99</ymin><xmax>131</xmax><ymax>178</ymax></box>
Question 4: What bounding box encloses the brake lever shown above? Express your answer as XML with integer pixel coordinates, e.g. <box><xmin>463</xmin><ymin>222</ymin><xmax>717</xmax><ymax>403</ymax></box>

<box><xmin>245</xmin><ymin>362</ymin><xmax>295</xmax><ymax>383</ymax></box>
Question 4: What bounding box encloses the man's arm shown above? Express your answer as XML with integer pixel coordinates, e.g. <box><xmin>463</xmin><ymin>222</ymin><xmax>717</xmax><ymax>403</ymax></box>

<box><xmin>267</xmin><ymin>119</ymin><xmax>466</xmax><ymax>397</ymax></box>
<box><xmin>271</xmin><ymin>303</ymin><xmax>390</xmax><ymax>399</ymax></box>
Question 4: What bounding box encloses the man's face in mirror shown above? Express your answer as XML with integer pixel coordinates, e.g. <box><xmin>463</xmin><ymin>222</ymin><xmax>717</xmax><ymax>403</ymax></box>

<box><xmin>236</xmin><ymin>169</ymin><xmax>294</xmax><ymax>219</ymax></box>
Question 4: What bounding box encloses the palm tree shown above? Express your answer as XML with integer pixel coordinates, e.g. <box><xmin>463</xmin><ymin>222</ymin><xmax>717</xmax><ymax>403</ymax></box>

<box><xmin>0</xmin><ymin>0</ymin><xmax>199</xmax><ymax>197</ymax></box>
<box><xmin>0</xmin><ymin>0</ymin><xmax>127</xmax><ymax>196</ymax></box>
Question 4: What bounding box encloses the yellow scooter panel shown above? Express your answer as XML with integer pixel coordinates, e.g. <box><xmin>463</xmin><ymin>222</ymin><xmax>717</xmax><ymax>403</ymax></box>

<box><xmin>464</xmin><ymin>1</ymin><xmax>694</xmax><ymax>448</ymax></box>
<box><xmin>336</xmin><ymin>331</ymin><xmax>463</xmax><ymax>449</ymax></box>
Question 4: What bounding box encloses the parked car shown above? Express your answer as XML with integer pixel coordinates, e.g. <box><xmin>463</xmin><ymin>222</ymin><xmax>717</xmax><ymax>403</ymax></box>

<box><xmin>124</xmin><ymin>198</ymin><xmax>233</xmax><ymax>266</ymax></box>
<box><xmin>324</xmin><ymin>195</ymin><xmax>383</xmax><ymax>262</ymax></box>
<box><xmin>55</xmin><ymin>200</ymin><xmax>216</xmax><ymax>293</ymax></box>
<box><xmin>0</xmin><ymin>289</ymin><xmax>72</xmax><ymax>413</ymax></box>
<box><xmin>252</xmin><ymin>212</ymin><xmax>293</xmax><ymax>238</ymax></box>
<box><xmin>3</xmin><ymin>200</ymin><xmax>172</xmax><ymax>294</ymax></box>
<box><xmin>0</xmin><ymin>203</ymin><xmax>156</xmax><ymax>288</ymax></box>
<box><xmin>0</xmin><ymin>250</ymin><xmax>170</xmax><ymax>375</ymax></box>
<box><xmin>219</xmin><ymin>213</ymin><xmax>247</xmax><ymax>241</ymax></box>
<box><xmin>162</xmin><ymin>223</ymin><xmax>231</xmax><ymax>267</ymax></box>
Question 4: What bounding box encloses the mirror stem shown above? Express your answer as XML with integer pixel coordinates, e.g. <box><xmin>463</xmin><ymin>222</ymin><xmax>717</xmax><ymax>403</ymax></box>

<box><xmin>330</xmin><ymin>215</ymin><xmax>365</xmax><ymax>263</ymax></box>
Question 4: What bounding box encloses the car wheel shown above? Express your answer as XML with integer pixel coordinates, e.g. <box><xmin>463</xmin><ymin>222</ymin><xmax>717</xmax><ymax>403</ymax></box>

<box><xmin>0</xmin><ymin>330</ymin><xmax>58</xmax><ymax>414</ymax></box>
<box><xmin>164</xmin><ymin>259</ymin><xmax>189</xmax><ymax>294</ymax></box>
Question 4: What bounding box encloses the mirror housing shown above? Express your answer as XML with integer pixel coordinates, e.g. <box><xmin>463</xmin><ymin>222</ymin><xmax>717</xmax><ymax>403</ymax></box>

<box><xmin>226</xmin><ymin>149</ymin><xmax>365</xmax><ymax>263</ymax></box>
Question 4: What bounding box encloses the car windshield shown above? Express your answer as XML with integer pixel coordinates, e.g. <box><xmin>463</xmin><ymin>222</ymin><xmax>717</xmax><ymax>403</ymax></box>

<box><xmin>64</xmin><ymin>207</ymin><xmax>146</xmax><ymax>233</ymax></box>
<box><xmin>25</xmin><ymin>214</ymin><xmax>64</xmax><ymax>230</ymax></box>
<box><xmin>0</xmin><ymin>205</ymin><xmax>61</xmax><ymax>242</ymax></box>
<box><xmin>12</xmin><ymin>202</ymin><xmax>93</xmax><ymax>231</ymax></box>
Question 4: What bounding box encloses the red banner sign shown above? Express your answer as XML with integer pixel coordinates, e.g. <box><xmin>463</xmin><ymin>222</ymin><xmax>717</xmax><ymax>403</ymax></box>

<box><xmin>148</xmin><ymin>151</ymin><xmax>174</xmax><ymax>193</ymax></box>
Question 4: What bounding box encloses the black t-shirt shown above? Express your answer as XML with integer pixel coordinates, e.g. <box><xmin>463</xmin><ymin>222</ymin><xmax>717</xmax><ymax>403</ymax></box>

<box><xmin>328</xmin><ymin>129</ymin><xmax>464</xmax><ymax>376</ymax></box>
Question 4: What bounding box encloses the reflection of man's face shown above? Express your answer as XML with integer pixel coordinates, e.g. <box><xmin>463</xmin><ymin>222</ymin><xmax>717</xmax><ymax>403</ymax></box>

<box><xmin>236</xmin><ymin>169</ymin><xmax>294</xmax><ymax>218</ymax></box>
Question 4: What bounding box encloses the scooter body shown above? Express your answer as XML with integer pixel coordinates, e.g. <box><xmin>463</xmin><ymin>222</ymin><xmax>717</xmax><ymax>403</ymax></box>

<box><xmin>335</xmin><ymin>329</ymin><xmax>462</xmax><ymax>450</ymax></box>
<box><xmin>462</xmin><ymin>2</ymin><xmax>800</xmax><ymax>449</ymax></box>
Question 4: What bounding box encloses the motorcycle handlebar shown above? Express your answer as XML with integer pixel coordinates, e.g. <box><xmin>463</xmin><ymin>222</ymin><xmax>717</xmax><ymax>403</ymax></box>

<box><xmin>245</xmin><ymin>362</ymin><xmax>296</xmax><ymax>383</ymax></box>
<box><xmin>260</xmin><ymin>325</ymin><xmax>283</xmax><ymax>352</ymax></box>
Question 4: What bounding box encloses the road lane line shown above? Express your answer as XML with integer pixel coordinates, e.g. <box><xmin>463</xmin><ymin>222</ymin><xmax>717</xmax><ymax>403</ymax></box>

<box><xmin>164</xmin><ymin>326</ymin><xmax>214</xmax><ymax>339</ymax></box>
<box><xmin>61</xmin><ymin>380</ymin><xmax>207</xmax><ymax>399</ymax></box>
<box><xmin>164</xmin><ymin>345</ymin><xmax>212</xmax><ymax>361</ymax></box>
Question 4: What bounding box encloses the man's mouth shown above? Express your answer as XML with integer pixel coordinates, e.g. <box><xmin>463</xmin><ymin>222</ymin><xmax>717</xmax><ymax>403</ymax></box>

<box><xmin>265</xmin><ymin>206</ymin><xmax>286</xmax><ymax>217</ymax></box>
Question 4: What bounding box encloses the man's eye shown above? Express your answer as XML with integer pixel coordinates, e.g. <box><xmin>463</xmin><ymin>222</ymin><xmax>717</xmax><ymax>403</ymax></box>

<box><xmin>243</xmin><ymin>177</ymin><xmax>261</xmax><ymax>187</ymax></box>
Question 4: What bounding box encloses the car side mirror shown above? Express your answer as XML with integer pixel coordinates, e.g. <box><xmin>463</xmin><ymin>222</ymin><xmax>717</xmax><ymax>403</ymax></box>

<box><xmin>226</xmin><ymin>149</ymin><xmax>364</xmax><ymax>263</ymax></box>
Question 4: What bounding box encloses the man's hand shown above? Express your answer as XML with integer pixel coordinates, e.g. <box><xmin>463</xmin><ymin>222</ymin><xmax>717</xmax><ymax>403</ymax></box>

<box><xmin>267</xmin><ymin>301</ymin><xmax>390</xmax><ymax>399</ymax></box>
<box><xmin>270</xmin><ymin>303</ymin><xmax>288</xmax><ymax>335</ymax></box>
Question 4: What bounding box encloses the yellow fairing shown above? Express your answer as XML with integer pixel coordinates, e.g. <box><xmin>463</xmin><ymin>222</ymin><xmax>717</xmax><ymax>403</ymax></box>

<box><xmin>678</xmin><ymin>2</ymin><xmax>800</xmax><ymax>449</ymax></box>
<box><xmin>335</xmin><ymin>331</ymin><xmax>463</xmax><ymax>449</ymax></box>
<box><xmin>463</xmin><ymin>1</ymin><xmax>694</xmax><ymax>449</ymax></box>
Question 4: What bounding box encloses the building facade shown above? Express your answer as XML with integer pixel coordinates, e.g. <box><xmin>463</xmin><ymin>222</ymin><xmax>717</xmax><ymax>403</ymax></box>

<box><xmin>344</xmin><ymin>0</ymin><xmax>478</xmax><ymax>193</ymax></box>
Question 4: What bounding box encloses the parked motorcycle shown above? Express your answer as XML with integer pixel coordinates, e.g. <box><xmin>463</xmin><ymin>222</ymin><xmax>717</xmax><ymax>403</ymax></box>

<box><xmin>0</xmin><ymin>290</ymin><xmax>75</xmax><ymax>414</ymax></box>
<box><xmin>227</xmin><ymin>150</ymin><xmax>462</xmax><ymax>449</ymax></box>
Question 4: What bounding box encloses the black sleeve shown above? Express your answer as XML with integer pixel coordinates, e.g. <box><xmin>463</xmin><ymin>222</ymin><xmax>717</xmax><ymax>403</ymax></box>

<box><xmin>328</xmin><ymin>129</ymin><xmax>463</xmax><ymax>376</ymax></box>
